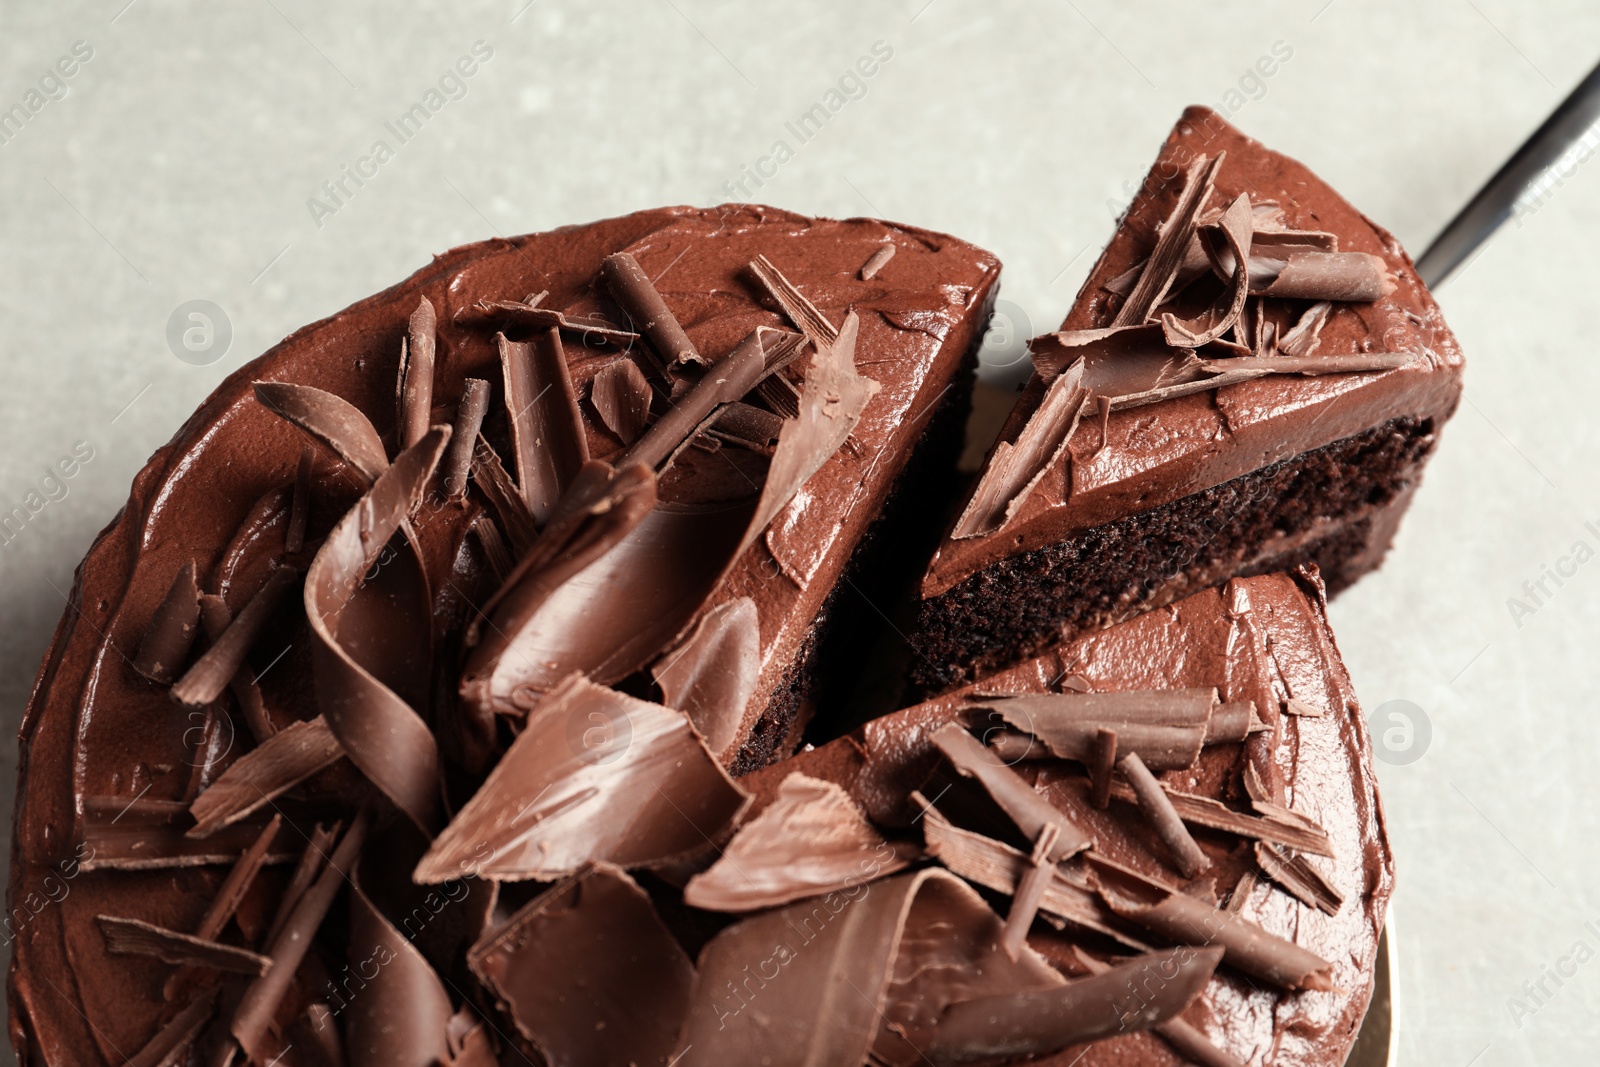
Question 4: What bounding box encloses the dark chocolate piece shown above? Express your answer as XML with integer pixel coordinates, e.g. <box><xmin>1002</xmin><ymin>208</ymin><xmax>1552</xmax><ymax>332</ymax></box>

<box><xmin>1254</xmin><ymin>250</ymin><xmax>1394</xmax><ymax>301</ymax></box>
<box><xmin>253</xmin><ymin>381</ymin><xmax>388</xmax><ymax>482</ymax></box>
<box><xmin>262</xmin><ymin>821</ymin><xmax>339</xmax><ymax>947</ymax></box>
<box><xmin>499</xmin><ymin>329</ymin><xmax>588</xmax><ymax>521</ymax></box>
<box><xmin>859</xmin><ymin>242</ymin><xmax>895</xmax><ymax>280</ymax></box>
<box><xmin>601</xmin><ymin>250</ymin><xmax>705</xmax><ymax>368</ymax></box>
<box><xmin>96</xmin><ymin>914</ymin><xmax>272</xmax><ymax>976</ymax></box>
<box><xmin>133</xmin><ymin>560</ymin><xmax>201</xmax><ymax>684</ymax></box>
<box><xmin>684</xmin><ymin>772</ymin><xmax>913</xmax><ymax>911</ymax></box>
<box><xmin>187</xmin><ymin>716</ymin><xmax>344</xmax><ymax>838</ymax></box>
<box><xmin>125</xmin><ymin>989</ymin><xmax>218</xmax><ymax>1067</ymax></box>
<box><xmin>618</xmin><ymin>326</ymin><xmax>771</xmax><ymax>470</ymax></box>
<box><xmin>588</xmin><ymin>357</ymin><xmax>654</xmax><ymax>444</ymax></box>
<box><xmin>1000</xmin><ymin>822</ymin><xmax>1062</xmax><ymax>959</ymax></box>
<box><xmin>1119</xmin><ymin>750</ymin><xmax>1211</xmax><ymax>879</ymax></box>
<box><xmin>415</xmin><ymin>672</ymin><xmax>749</xmax><ymax>882</ymax></box>
<box><xmin>931</xmin><ymin>724</ymin><xmax>1092</xmax><ymax>857</ymax></box>
<box><xmin>650</xmin><ymin>595</ymin><xmax>761</xmax><ymax>758</ymax></box>
<box><xmin>1104</xmin><ymin>779</ymin><xmax>1334</xmax><ymax>855</ymax></box>
<box><xmin>468</xmin><ymin>865</ymin><xmax>692</xmax><ymax>1067</ymax></box>
<box><xmin>1089</xmin><ymin>726</ymin><xmax>1116</xmax><ymax>809</ymax></box>
<box><xmin>397</xmin><ymin>296</ymin><xmax>438</xmax><ymax>451</ymax></box>
<box><xmin>749</xmin><ymin>253</ymin><xmax>839</xmax><ymax>347</ymax></box>
<box><xmin>78</xmin><ymin>796</ymin><xmax>292</xmax><ymax>871</ymax></box>
<box><xmin>170</xmin><ymin>565</ymin><xmax>300</xmax><ymax>708</ymax></box>
<box><xmin>1161</xmin><ymin>191</ymin><xmax>1253</xmax><ymax>348</ymax></box>
<box><xmin>442</xmin><ymin>378</ymin><xmax>491</xmax><ymax>500</ymax></box>
<box><xmin>163</xmin><ymin>814</ymin><xmax>282</xmax><ymax>1001</ymax></box>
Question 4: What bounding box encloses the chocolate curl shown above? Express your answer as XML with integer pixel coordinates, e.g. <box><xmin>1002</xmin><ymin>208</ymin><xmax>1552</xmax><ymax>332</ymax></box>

<box><xmin>187</xmin><ymin>716</ymin><xmax>344</xmax><ymax>838</ymax></box>
<box><xmin>1119</xmin><ymin>751</ymin><xmax>1211</xmax><ymax>879</ymax></box>
<box><xmin>930</xmin><ymin>724</ymin><xmax>1092</xmax><ymax>857</ymax></box>
<box><xmin>397</xmin><ymin>297</ymin><xmax>437</xmax><ymax>452</ymax></box>
<box><xmin>457</xmin><ymin>297</ymin><xmax>639</xmax><ymax>347</ymax></box>
<box><xmin>860</xmin><ymin>242</ymin><xmax>896</xmax><ymax>280</ymax></box>
<box><xmin>1112</xmin><ymin>154</ymin><xmax>1224</xmax><ymax>326</ymax></box>
<box><xmin>286</xmin><ymin>445</ymin><xmax>314</xmax><ymax>554</ymax></box>
<box><xmin>96</xmin><ymin>915</ymin><xmax>273</xmax><ymax>975</ymax></box>
<box><xmin>469</xmin><ymin>437</ymin><xmax>538</xmax><ymax>556</ymax></box>
<box><xmin>589</xmin><ymin>358</ymin><xmax>654</xmax><ymax>445</ymax></box>
<box><xmin>1089</xmin><ymin>726</ymin><xmax>1117</xmax><ymax>809</ymax></box>
<box><xmin>618</xmin><ymin>326</ymin><xmax>772</xmax><ymax>471</ymax></box>
<box><xmin>263</xmin><ymin>822</ymin><xmax>339</xmax><ymax>946</ymax></box>
<box><xmin>253</xmin><ymin>381</ymin><xmax>388</xmax><ymax>483</ymax></box>
<box><xmin>1101</xmin><ymin>887</ymin><xmax>1336</xmax><ymax>991</ymax></box>
<box><xmin>171</xmin><ymin>565</ymin><xmax>301</xmax><ymax>708</ymax></box>
<box><xmin>134</xmin><ymin>560</ymin><xmax>202</xmax><ymax>684</ymax></box>
<box><xmin>923</xmin><ymin>946</ymin><xmax>1224</xmax><ymax>1065</ymax></box>
<box><xmin>1161</xmin><ymin>191</ymin><xmax>1253</xmax><ymax>348</ymax></box>
<box><xmin>344</xmin><ymin>884</ymin><xmax>454</xmax><ymax>1067</ymax></box>
<box><xmin>163</xmin><ymin>814</ymin><xmax>282</xmax><ymax>1001</ymax></box>
<box><xmin>196</xmin><ymin>594</ymin><xmax>274</xmax><ymax>745</ymax></box>
<box><xmin>499</xmin><ymin>329</ymin><xmax>589</xmax><ymax>521</ymax></box>
<box><xmin>231</xmin><ymin>810</ymin><xmax>371</xmax><ymax>1061</ymax></box>
<box><xmin>1253</xmin><ymin>250</ymin><xmax>1395</xmax><ymax>301</ymax></box>
<box><xmin>1101</xmin><ymin>780</ymin><xmax>1334</xmax><ymax>856</ymax></box>
<box><xmin>442</xmin><ymin>378</ymin><xmax>490</xmax><ymax>501</ymax></box>
<box><xmin>1071</xmin><ymin>948</ymin><xmax>1247</xmax><ymax>1067</ymax></box>
<box><xmin>650</xmin><ymin>595</ymin><xmax>762</xmax><ymax>759</ymax></box>
<box><xmin>601</xmin><ymin>250</ymin><xmax>706</xmax><ymax>368</ymax></box>
<box><xmin>1195</xmin><ymin>352</ymin><xmax>1415</xmax><ymax>377</ymax></box>
<box><xmin>982</xmin><ymin>688</ymin><xmax>1215</xmax><ymax>772</ymax></box>
<box><xmin>1253</xmin><ymin>841</ymin><xmax>1344</xmax><ymax>915</ymax></box>
<box><xmin>305</xmin><ymin>428</ymin><xmax>450</xmax><ymax>834</ymax></box>
<box><xmin>1000</xmin><ymin>822</ymin><xmax>1061</xmax><ymax>960</ymax></box>
<box><xmin>125</xmin><ymin>989</ymin><xmax>219</xmax><ymax>1067</ymax></box>
<box><xmin>749</xmin><ymin>253</ymin><xmax>839</xmax><ymax>347</ymax></box>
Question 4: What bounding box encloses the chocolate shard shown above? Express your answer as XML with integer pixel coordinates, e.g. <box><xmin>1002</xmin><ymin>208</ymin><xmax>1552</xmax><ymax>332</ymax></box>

<box><xmin>499</xmin><ymin>329</ymin><xmax>589</xmax><ymax>522</ymax></box>
<box><xmin>416</xmin><ymin>673</ymin><xmax>749</xmax><ymax>882</ymax></box>
<box><xmin>1070</xmin><ymin>948</ymin><xmax>1247</xmax><ymax>1067</ymax></box>
<box><xmin>187</xmin><ymin>715</ymin><xmax>344</xmax><ymax>838</ymax></box>
<box><xmin>469</xmin><ymin>512</ymin><xmax>513</xmax><ymax>583</ymax></box>
<box><xmin>253</xmin><ymin>381</ymin><xmax>389</xmax><ymax>482</ymax></box>
<box><xmin>134</xmin><ymin>560</ymin><xmax>202</xmax><ymax>684</ymax></box>
<box><xmin>163</xmin><ymin>814</ymin><xmax>283</xmax><ymax>1001</ymax></box>
<box><xmin>344</xmin><ymin>883</ymin><xmax>454</xmax><ymax>1067</ymax></box>
<box><xmin>601</xmin><ymin>250</ymin><xmax>706</xmax><ymax>368</ymax></box>
<box><xmin>650</xmin><ymin>595</ymin><xmax>762</xmax><ymax>758</ymax></box>
<box><xmin>170</xmin><ymin>565</ymin><xmax>301</xmax><ymax>708</ymax></box>
<box><xmin>78</xmin><ymin>796</ymin><xmax>293</xmax><ymax>871</ymax></box>
<box><xmin>675</xmin><ymin>869</ymin><xmax>1063</xmax><ymax>1067</ymax></box>
<box><xmin>197</xmin><ymin>593</ymin><xmax>275</xmax><ymax>745</ymax></box>
<box><xmin>931</xmin><ymin>724</ymin><xmax>1092</xmax><ymax>858</ymax></box>
<box><xmin>263</xmin><ymin>821</ymin><xmax>339</xmax><ymax>946</ymax></box>
<box><xmin>981</xmin><ymin>688</ymin><xmax>1216</xmax><ymax>771</ymax></box>
<box><xmin>304</xmin><ymin>428</ymin><xmax>450</xmax><ymax>834</ymax></box>
<box><xmin>458</xmin><ymin>297</ymin><xmax>639</xmax><ymax>347</ymax></box>
<box><xmin>684</xmin><ymin>772</ymin><xmax>914</xmax><ymax>912</ymax></box>
<box><xmin>1103</xmin><ymin>780</ymin><xmax>1334</xmax><ymax>855</ymax></box>
<box><xmin>231</xmin><ymin>809</ymin><xmax>371</xmax><ymax>1061</ymax></box>
<box><xmin>124</xmin><ymin>988</ymin><xmax>218</xmax><ymax>1067</ymax></box>
<box><xmin>1284</xmin><ymin>697</ymin><xmax>1325</xmax><ymax>717</ymax></box>
<box><xmin>1252</xmin><ymin>249</ymin><xmax>1395</xmax><ymax>301</ymax></box>
<box><xmin>749</xmin><ymin>253</ymin><xmax>839</xmax><ymax>347</ymax></box>
<box><xmin>588</xmin><ymin>357</ymin><xmax>654</xmax><ymax>445</ymax></box>
<box><xmin>859</xmin><ymin>242</ymin><xmax>896</xmax><ymax>280</ymax></box>
<box><xmin>918</xmin><ymin>800</ymin><xmax>1147</xmax><ymax>950</ymax></box>
<box><xmin>1254</xmin><ymin>841</ymin><xmax>1344</xmax><ymax>915</ymax></box>
<box><xmin>286</xmin><ymin>445</ymin><xmax>314</xmax><ymax>554</ymax></box>
<box><xmin>397</xmin><ymin>296</ymin><xmax>438</xmax><ymax>451</ymax></box>
<box><xmin>1161</xmin><ymin>191</ymin><xmax>1253</xmax><ymax>348</ymax></box>
<box><xmin>1278</xmin><ymin>300</ymin><xmax>1332</xmax><ymax>357</ymax></box>
<box><xmin>1100</xmin><ymin>885</ymin><xmax>1336</xmax><ymax>990</ymax></box>
<box><xmin>442</xmin><ymin>378</ymin><xmax>491</xmax><ymax>500</ymax></box>
<box><xmin>951</xmin><ymin>359</ymin><xmax>1088</xmax><ymax>539</ymax></box>
<box><xmin>1119</xmin><ymin>750</ymin><xmax>1211</xmax><ymax>879</ymax></box>
<box><xmin>923</xmin><ymin>945</ymin><xmax>1224</xmax><ymax>1065</ymax></box>
<box><xmin>468</xmin><ymin>864</ymin><xmax>693</xmax><ymax>1067</ymax></box>
<box><xmin>470</xmin><ymin>436</ymin><xmax>539</xmax><ymax>555</ymax></box>
<box><xmin>1112</xmin><ymin>154</ymin><xmax>1224</xmax><ymax>326</ymax></box>
<box><xmin>96</xmin><ymin>914</ymin><xmax>273</xmax><ymax>976</ymax></box>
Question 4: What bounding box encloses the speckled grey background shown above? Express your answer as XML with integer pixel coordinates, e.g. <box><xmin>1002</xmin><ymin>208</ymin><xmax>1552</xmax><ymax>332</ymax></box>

<box><xmin>3</xmin><ymin>1</ymin><xmax>1599</xmax><ymax>1063</ymax></box>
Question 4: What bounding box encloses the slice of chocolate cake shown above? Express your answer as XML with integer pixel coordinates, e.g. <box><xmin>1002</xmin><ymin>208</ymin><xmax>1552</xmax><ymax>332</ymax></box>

<box><xmin>7</xmin><ymin>206</ymin><xmax>998</xmax><ymax>1064</ymax></box>
<box><xmin>914</xmin><ymin>107</ymin><xmax>1463</xmax><ymax>692</ymax></box>
<box><xmin>730</xmin><ymin>568</ymin><xmax>1392</xmax><ymax>1067</ymax></box>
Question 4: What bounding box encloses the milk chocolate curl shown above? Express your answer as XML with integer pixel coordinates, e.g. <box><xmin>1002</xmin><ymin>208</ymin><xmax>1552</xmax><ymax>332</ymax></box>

<box><xmin>1071</xmin><ymin>948</ymin><xmax>1246</xmax><ymax>1067</ymax></box>
<box><xmin>96</xmin><ymin>915</ymin><xmax>273</xmax><ymax>976</ymax></box>
<box><xmin>601</xmin><ymin>251</ymin><xmax>705</xmax><ymax>368</ymax></box>
<box><xmin>589</xmin><ymin>358</ymin><xmax>654</xmax><ymax>445</ymax></box>
<box><xmin>253</xmin><ymin>381</ymin><xmax>388</xmax><ymax>483</ymax></box>
<box><xmin>134</xmin><ymin>560</ymin><xmax>201</xmax><ymax>684</ymax></box>
<box><xmin>1119</xmin><ymin>751</ymin><xmax>1211</xmax><ymax>879</ymax></box>
<box><xmin>1112</xmin><ymin>154</ymin><xmax>1223</xmax><ymax>326</ymax></box>
<box><xmin>1000</xmin><ymin>822</ymin><xmax>1061</xmax><ymax>960</ymax></box>
<box><xmin>985</xmin><ymin>688</ymin><xmax>1215</xmax><ymax>771</ymax></box>
<box><xmin>860</xmin><ymin>243</ymin><xmax>896</xmax><ymax>280</ymax></box>
<box><xmin>171</xmin><ymin>565</ymin><xmax>300</xmax><ymax>708</ymax></box>
<box><xmin>458</xmin><ymin>298</ymin><xmax>639</xmax><ymax>347</ymax></box>
<box><xmin>1206</xmin><ymin>700</ymin><xmax>1262</xmax><ymax>742</ymax></box>
<box><xmin>442</xmin><ymin>378</ymin><xmax>490</xmax><ymax>500</ymax></box>
<box><xmin>1254</xmin><ymin>251</ymin><xmax>1394</xmax><ymax>301</ymax></box>
<box><xmin>1254</xmin><ymin>841</ymin><xmax>1344</xmax><ymax>915</ymax></box>
<box><xmin>1103</xmin><ymin>780</ymin><xmax>1334</xmax><ymax>856</ymax></box>
<box><xmin>231</xmin><ymin>810</ymin><xmax>370</xmax><ymax>1061</ymax></box>
<box><xmin>397</xmin><ymin>296</ymin><xmax>437</xmax><ymax>451</ymax></box>
<box><xmin>1090</xmin><ymin>726</ymin><xmax>1117</xmax><ymax>808</ymax></box>
<box><xmin>500</xmin><ymin>329</ymin><xmax>588</xmax><ymax>521</ymax></box>
<box><xmin>263</xmin><ymin>821</ymin><xmax>339</xmax><ymax>947</ymax></box>
<box><xmin>749</xmin><ymin>253</ymin><xmax>840</xmax><ymax>346</ymax></box>
<box><xmin>619</xmin><ymin>327</ymin><xmax>770</xmax><ymax>471</ymax></box>
<box><xmin>1161</xmin><ymin>191</ymin><xmax>1254</xmax><ymax>348</ymax></box>
<box><xmin>197</xmin><ymin>594</ymin><xmax>274</xmax><ymax>745</ymax></box>
<box><xmin>124</xmin><ymin>989</ymin><xmax>218</xmax><ymax>1067</ymax></box>
<box><xmin>163</xmin><ymin>814</ymin><xmax>282</xmax><ymax>1001</ymax></box>
<box><xmin>651</xmin><ymin>595</ymin><xmax>762</xmax><ymax>759</ymax></box>
<box><xmin>187</xmin><ymin>716</ymin><xmax>344</xmax><ymax>838</ymax></box>
<box><xmin>286</xmin><ymin>445</ymin><xmax>314</xmax><ymax>554</ymax></box>
<box><xmin>931</xmin><ymin>724</ymin><xmax>1091</xmax><ymax>857</ymax></box>
<box><xmin>470</xmin><ymin>437</ymin><xmax>538</xmax><ymax>555</ymax></box>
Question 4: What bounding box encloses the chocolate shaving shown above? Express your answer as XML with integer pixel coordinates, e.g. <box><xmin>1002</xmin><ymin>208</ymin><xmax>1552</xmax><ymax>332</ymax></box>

<box><xmin>981</xmin><ymin>688</ymin><xmax>1216</xmax><ymax>771</ymax></box>
<box><xmin>1112</xmin><ymin>154</ymin><xmax>1224</xmax><ymax>326</ymax></box>
<box><xmin>711</xmin><ymin>400</ymin><xmax>786</xmax><ymax>450</ymax></box>
<box><xmin>304</xmin><ymin>429</ymin><xmax>450</xmax><ymax>833</ymax></box>
<box><xmin>469</xmin><ymin>864</ymin><xmax>693</xmax><ymax>1067</ymax></box>
<box><xmin>97</xmin><ymin>915</ymin><xmax>273</xmax><ymax>976</ymax></box>
<box><xmin>1089</xmin><ymin>726</ymin><xmax>1117</xmax><ymax>809</ymax></box>
<box><xmin>1194</xmin><ymin>352</ymin><xmax>1415</xmax><ymax>377</ymax></box>
<box><xmin>749</xmin><ymin>253</ymin><xmax>839</xmax><ymax>347</ymax></box>
<box><xmin>600</xmin><ymin>250</ymin><xmax>706</xmax><ymax>368</ymax></box>
<box><xmin>78</xmin><ymin>796</ymin><xmax>292</xmax><ymax>871</ymax></box>
<box><xmin>416</xmin><ymin>672</ymin><xmax>749</xmax><ymax>882</ymax></box>
<box><xmin>931</xmin><ymin>724</ymin><xmax>1092</xmax><ymax>857</ymax></box>
<box><xmin>924</xmin><ymin>946</ymin><xmax>1223</xmax><ymax>1065</ymax></box>
<box><xmin>1252</xmin><ymin>250</ymin><xmax>1394</xmax><ymax>301</ymax></box>
<box><xmin>197</xmin><ymin>594</ymin><xmax>274</xmax><ymax>745</ymax></box>
<box><xmin>684</xmin><ymin>773</ymin><xmax>914</xmax><ymax>911</ymax></box>
<box><xmin>1161</xmin><ymin>191</ymin><xmax>1253</xmax><ymax>347</ymax></box>
<box><xmin>588</xmin><ymin>358</ymin><xmax>654</xmax><ymax>445</ymax></box>
<box><xmin>231</xmin><ymin>810</ymin><xmax>371</xmax><ymax>1061</ymax></box>
<box><xmin>469</xmin><ymin>436</ymin><xmax>538</xmax><ymax>556</ymax></box>
<box><xmin>860</xmin><ymin>242</ymin><xmax>896</xmax><ymax>280</ymax></box>
<box><xmin>263</xmin><ymin>821</ymin><xmax>339</xmax><ymax>946</ymax></box>
<box><xmin>1207</xmin><ymin>700</ymin><xmax>1265</xmax><ymax>741</ymax></box>
<box><xmin>619</xmin><ymin>326</ymin><xmax>774</xmax><ymax>471</ymax></box>
<box><xmin>187</xmin><ymin>716</ymin><xmax>344</xmax><ymax>838</ymax></box>
<box><xmin>171</xmin><ymin>565</ymin><xmax>300</xmax><ymax>708</ymax></box>
<box><xmin>1000</xmin><ymin>822</ymin><xmax>1062</xmax><ymax>959</ymax></box>
<box><xmin>344</xmin><ymin>882</ymin><xmax>454</xmax><ymax>1067</ymax></box>
<box><xmin>951</xmin><ymin>359</ymin><xmax>1088</xmax><ymax>539</ymax></box>
<box><xmin>1254</xmin><ymin>841</ymin><xmax>1344</xmax><ymax>915</ymax></box>
<box><xmin>499</xmin><ymin>329</ymin><xmax>588</xmax><ymax>521</ymax></box>
<box><xmin>125</xmin><ymin>989</ymin><xmax>218</xmax><ymax>1067</ymax></box>
<box><xmin>253</xmin><ymin>381</ymin><xmax>388</xmax><ymax>482</ymax></box>
<box><xmin>1100</xmin><ymin>885</ymin><xmax>1336</xmax><ymax>990</ymax></box>
<box><xmin>458</xmin><ymin>298</ymin><xmax>639</xmax><ymax>347</ymax></box>
<box><xmin>286</xmin><ymin>445</ymin><xmax>314</xmax><ymax>554</ymax></box>
<box><xmin>442</xmin><ymin>378</ymin><xmax>491</xmax><ymax>500</ymax></box>
<box><xmin>1284</xmin><ymin>697</ymin><xmax>1324</xmax><ymax>717</ymax></box>
<box><xmin>752</xmin><ymin>332</ymin><xmax>808</xmax><ymax>418</ymax></box>
<box><xmin>650</xmin><ymin>595</ymin><xmax>761</xmax><ymax>757</ymax></box>
<box><xmin>134</xmin><ymin>560</ymin><xmax>202</xmax><ymax>684</ymax></box>
<box><xmin>1103</xmin><ymin>780</ymin><xmax>1333</xmax><ymax>856</ymax></box>
<box><xmin>397</xmin><ymin>296</ymin><xmax>437</xmax><ymax>452</ymax></box>
<box><xmin>1071</xmin><ymin>948</ymin><xmax>1247</xmax><ymax>1067</ymax></box>
<box><xmin>1119</xmin><ymin>751</ymin><xmax>1210</xmax><ymax>879</ymax></box>
<box><xmin>1278</xmin><ymin>300</ymin><xmax>1332</xmax><ymax>357</ymax></box>
<box><xmin>163</xmin><ymin>814</ymin><xmax>282</xmax><ymax>1001</ymax></box>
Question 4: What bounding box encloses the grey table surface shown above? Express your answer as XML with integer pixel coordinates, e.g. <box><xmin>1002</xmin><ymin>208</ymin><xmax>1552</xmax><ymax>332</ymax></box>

<box><xmin>3</xmin><ymin>1</ymin><xmax>1598</xmax><ymax>1063</ymax></box>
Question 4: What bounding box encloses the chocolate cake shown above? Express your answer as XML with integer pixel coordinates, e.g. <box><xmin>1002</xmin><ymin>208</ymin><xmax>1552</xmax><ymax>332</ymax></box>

<box><xmin>6</xmin><ymin>205</ymin><xmax>1001</xmax><ymax>1065</ymax></box>
<box><xmin>914</xmin><ymin>107</ymin><xmax>1464</xmax><ymax>692</ymax></box>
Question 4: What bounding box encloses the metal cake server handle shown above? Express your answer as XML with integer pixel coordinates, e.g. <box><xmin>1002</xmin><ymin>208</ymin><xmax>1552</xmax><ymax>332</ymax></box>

<box><xmin>1417</xmin><ymin>59</ymin><xmax>1600</xmax><ymax>288</ymax></box>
